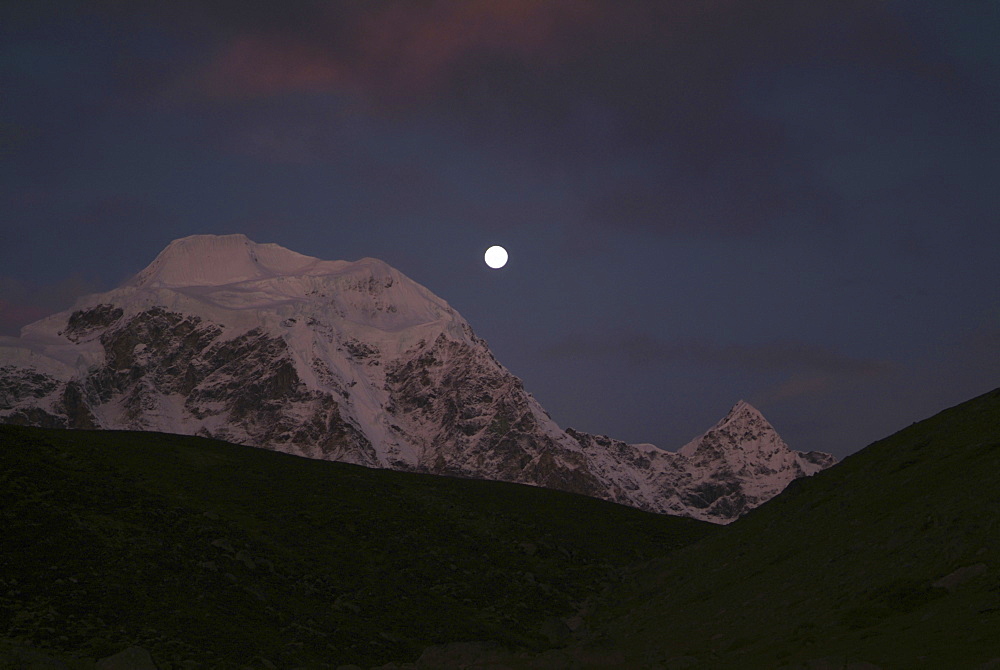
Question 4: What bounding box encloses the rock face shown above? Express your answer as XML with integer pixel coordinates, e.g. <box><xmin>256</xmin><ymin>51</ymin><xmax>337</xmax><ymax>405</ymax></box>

<box><xmin>675</xmin><ymin>401</ymin><xmax>837</xmax><ymax>519</ymax></box>
<box><xmin>0</xmin><ymin>234</ymin><xmax>835</xmax><ymax>523</ymax></box>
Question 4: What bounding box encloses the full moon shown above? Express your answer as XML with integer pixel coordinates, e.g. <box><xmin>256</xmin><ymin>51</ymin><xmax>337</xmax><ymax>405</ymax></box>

<box><xmin>484</xmin><ymin>245</ymin><xmax>508</xmax><ymax>269</ymax></box>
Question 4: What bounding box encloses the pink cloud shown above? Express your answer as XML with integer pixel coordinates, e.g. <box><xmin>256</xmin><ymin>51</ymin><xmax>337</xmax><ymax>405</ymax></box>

<box><xmin>0</xmin><ymin>299</ymin><xmax>53</xmax><ymax>336</ymax></box>
<box><xmin>0</xmin><ymin>276</ymin><xmax>102</xmax><ymax>336</ymax></box>
<box><xmin>200</xmin><ymin>35</ymin><xmax>346</xmax><ymax>99</ymax></box>
<box><xmin>171</xmin><ymin>1</ymin><xmax>922</xmax><ymax>117</ymax></box>
<box><xmin>352</xmin><ymin>0</ymin><xmax>598</xmax><ymax>94</ymax></box>
<box><xmin>195</xmin><ymin>0</ymin><xmax>608</xmax><ymax>103</ymax></box>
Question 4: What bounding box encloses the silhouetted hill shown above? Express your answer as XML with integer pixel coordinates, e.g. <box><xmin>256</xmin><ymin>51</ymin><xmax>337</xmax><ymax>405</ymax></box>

<box><xmin>0</xmin><ymin>425</ymin><xmax>713</xmax><ymax>668</ymax></box>
<box><xmin>576</xmin><ymin>387</ymin><xmax>1000</xmax><ymax>668</ymax></box>
<box><xmin>4</xmin><ymin>387</ymin><xmax>998</xmax><ymax>669</ymax></box>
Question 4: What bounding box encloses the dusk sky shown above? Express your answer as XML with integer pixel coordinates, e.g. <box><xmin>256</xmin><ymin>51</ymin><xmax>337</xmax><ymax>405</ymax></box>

<box><xmin>2</xmin><ymin>1</ymin><xmax>998</xmax><ymax>459</ymax></box>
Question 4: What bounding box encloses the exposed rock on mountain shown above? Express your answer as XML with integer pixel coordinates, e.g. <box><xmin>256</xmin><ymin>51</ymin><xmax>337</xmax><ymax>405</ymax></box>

<box><xmin>675</xmin><ymin>401</ymin><xmax>837</xmax><ymax>519</ymax></box>
<box><xmin>0</xmin><ymin>234</ymin><xmax>834</xmax><ymax>523</ymax></box>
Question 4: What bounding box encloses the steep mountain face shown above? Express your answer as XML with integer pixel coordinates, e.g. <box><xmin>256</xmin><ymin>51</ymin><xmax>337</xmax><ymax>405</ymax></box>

<box><xmin>0</xmin><ymin>234</ymin><xmax>834</xmax><ymax>523</ymax></box>
<box><xmin>675</xmin><ymin>401</ymin><xmax>837</xmax><ymax>519</ymax></box>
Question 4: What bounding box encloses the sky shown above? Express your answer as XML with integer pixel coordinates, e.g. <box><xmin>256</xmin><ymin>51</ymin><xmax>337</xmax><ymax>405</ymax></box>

<box><xmin>2</xmin><ymin>1</ymin><xmax>998</xmax><ymax>459</ymax></box>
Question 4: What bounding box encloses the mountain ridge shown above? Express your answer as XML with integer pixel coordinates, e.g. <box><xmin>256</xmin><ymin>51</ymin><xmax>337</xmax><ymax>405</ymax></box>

<box><xmin>0</xmin><ymin>234</ymin><xmax>835</xmax><ymax>523</ymax></box>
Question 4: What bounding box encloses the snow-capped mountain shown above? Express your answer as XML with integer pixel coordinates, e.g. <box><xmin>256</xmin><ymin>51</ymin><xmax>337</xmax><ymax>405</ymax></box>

<box><xmin>0</xmin><ymin>234</ymin><xmax>835</xmax><ymax>523</ymax></box>
<box><xmin>675</xmin><ymin>401</ymin><xmax>836</xmax><ymax>519</ymax></box>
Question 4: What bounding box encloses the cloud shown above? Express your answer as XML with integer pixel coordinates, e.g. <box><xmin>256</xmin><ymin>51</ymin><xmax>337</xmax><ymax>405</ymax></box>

<box><xmin>192</xmin><ymin>1</ymin><xmax>886</xmax><ymax>110</ymax></box>
<box><xmin>153</xmin><ymin>1</ymin><xmax>971</xmax><ymax>238</ymax></box>
<box><xmin>194</xmin><ymin>0</ymin><xmax>600</xmax><ymax>103</ymax></box>
<box><xmin>543</xmin><ymin>332</ymin><xmax>893</xmax><ymax>377</ymax></box>
<box><xmin>0</xmin><ymin>275</ymin><xmax>103</xmax><ymax>336</ymax></box>
<box><xmin>0</xmin><ymin>300</ymin><xmax>51</xmax><ymax>336</ymax></box>
<box><xmin>582</xmin><ymin>165</ymin><xmax>844</xmax><ymax>236</ymax></box>
<box><xmin>199</xmin><ymin>35</ymin><xmax>345</xmax><ymax>100</ymax></box>
<box><xmin>761</xmin><ymin>374</ymin><xmax>836</xmax><ymax>403</ymax></box>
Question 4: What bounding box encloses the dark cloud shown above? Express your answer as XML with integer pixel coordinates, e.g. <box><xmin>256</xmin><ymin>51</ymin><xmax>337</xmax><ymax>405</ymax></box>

<box><xmin>543</xmin><ymin>332</ymin><xmax>893</xmax><ymax>378</ymax></box>
<box><xmin>198</xmin><ymin>34</ymin><xmax>344</xmax><ymax>100</ymax></box>
<box><xmin>186</xmin><ymin>0</ymin><xmax>598</xmax><ymax>103</ymax></box>
<box><xmin>582</xmin><ymin>161</ymin><xmax>843</xmax><ymax>235</ymax></box>
<box><xmin>142</xmin><ymin>1</ymin><xmax>950</xmax><ymax>237</ymax></box>
<box><xmin>173</xmin><ymin>2</ymin><xmax>923</xmax><ymax>109</ymax></box>
<box><xmin>0</xmin><ymin>275</ymin><xmax>102</xmax><ymax>336</ymax></box>
<box><xmin>759</xmin><ymin>374</ymin><xmax>837</xmax><ymax>403</ymax></box>
<box><xmin>4</xmin><ymin>2</ymin><xmax>990</xmax><ymax>242</ymax></box>
<box><xmin>0</xmin><ymin>299</ymin><xmax>51</xmax><ymax>336</ymax></box>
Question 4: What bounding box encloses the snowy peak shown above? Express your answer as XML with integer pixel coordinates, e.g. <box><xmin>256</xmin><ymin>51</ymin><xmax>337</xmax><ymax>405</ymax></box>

<box><xmin>679</xmin><ymin>400</ymin><xmax>773</xmax><ymax>458</ymax></box>
<box><xmin>129</xmin><ymin>234</ymin><xmax>335</xmax><ymax>288</ymax></box>
<box><xmin>711</xmin><ymin>399</ymin><xmax>768</xmax><ymax>432</ymax></box>
<box><xmin>668</xmin><ymin>399</ymin><xmax>836</xmax><ymax>522</ymax></box>
<box><xmin>116</xmin><ymin>235</ymin><xmax>462</xmax><ymax>337</ymax></box>
<box><xmin>722</xmin><ymin>399</ymin><xmax>761</xmax><ymax>424</ymax></box>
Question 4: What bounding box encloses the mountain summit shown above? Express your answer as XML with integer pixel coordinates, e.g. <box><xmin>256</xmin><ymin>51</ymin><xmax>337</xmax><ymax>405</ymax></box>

<box><xmin>0</xmin><ymin>235</ymin><xmax>835</xmax><ymax>523</ymax></box>
<box><xmin>677</xmin><ymin>400</ymin><xmax>835</xmax><ymax>518</ymax></box>
<box><xmin>129</xmin><ymin>234</ymin><xmax>331</xmax><ymax>287</ymax></box>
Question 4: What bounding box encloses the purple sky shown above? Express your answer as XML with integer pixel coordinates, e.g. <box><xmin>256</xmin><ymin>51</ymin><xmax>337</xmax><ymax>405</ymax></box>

<box><xmin>2</xmin><ymin>1</ymin><xmax>998</xmax><ymax>458</ymax></box>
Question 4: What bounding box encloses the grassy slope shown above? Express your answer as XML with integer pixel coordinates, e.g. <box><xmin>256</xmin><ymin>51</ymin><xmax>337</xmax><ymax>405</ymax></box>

<box><xmin>0</xmin><ymin>426</ymin><xmax>715</xmax><ymax>669</ymax></box>
<box><xmin>584</xmin><ymin>387</ymin><xmax>1000</xmax><ymax>669</ymax></box>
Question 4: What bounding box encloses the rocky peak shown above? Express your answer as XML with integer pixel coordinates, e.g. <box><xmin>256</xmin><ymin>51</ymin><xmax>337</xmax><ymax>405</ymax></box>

<box><xmin>679</xmin><ymin>400</ymin><xmax>776</xmax><ymax>459</ymax></box>
<box><xmin>668</xmin><ymin>399</ymin><xmax>837</xmax><ymax>521</ymax></box>
<box><xmin>721</xmin><ymin>399</ymin><xmax>762</xmax><ymax>425</ymax></box>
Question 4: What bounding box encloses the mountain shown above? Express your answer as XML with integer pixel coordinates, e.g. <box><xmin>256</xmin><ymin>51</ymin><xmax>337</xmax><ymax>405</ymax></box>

<box><xmin>564</xmin><ymin>401</ymin><xmax>834</xmax><ymax>522</ymax></box>
<box><xmin>566</xmin><ymin>386</ymin><xmax>1000</xmax><ymax>669</ymax></box>
<box><xmin>0</xmin><ymin>234</ymin><xmax>834</xmax><ymax>523</ymax></box>
<box><xmin>674</xmin><ymin>400</ymin><xmax>835</xmax><ymax>519</ymax></box>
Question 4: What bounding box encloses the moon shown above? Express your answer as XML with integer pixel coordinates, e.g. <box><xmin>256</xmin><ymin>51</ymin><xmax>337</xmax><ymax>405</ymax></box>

<box><xmin>484</xmin><ymin>245</ymin><xmax>508</xmax><ymax>269</ymax></box>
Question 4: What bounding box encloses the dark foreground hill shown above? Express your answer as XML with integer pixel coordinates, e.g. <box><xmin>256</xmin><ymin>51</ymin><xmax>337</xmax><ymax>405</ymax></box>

<box><xmin>572</xmin><ymin>387</ymin><xmax>1000</xmax><ymax>669</ymax></box>
<box><xmin>0</xmin><ymin>425</ymin><xmax>713</xmax><ymax>669</ymax></box>
<box><xmin>4</xmin><ymin>387</ymin><xmax>999</xmax><ymax>669</ymax></box>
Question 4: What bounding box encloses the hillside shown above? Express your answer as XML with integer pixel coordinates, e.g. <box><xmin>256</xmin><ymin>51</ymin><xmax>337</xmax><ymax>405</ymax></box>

<box><xmin>5</xmin><ymin>388</ymin><xmax>997</xmax><ymax>669</ymax></box>
<box><xmin>576</xmin><ymin>387</ymin><xmax>1000</xmax><ymax>668</ymax></box>
<box><xmin>0</xmin><ymin>425</ymin><xmax>714</xmax><ymax>669</ymax></box>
